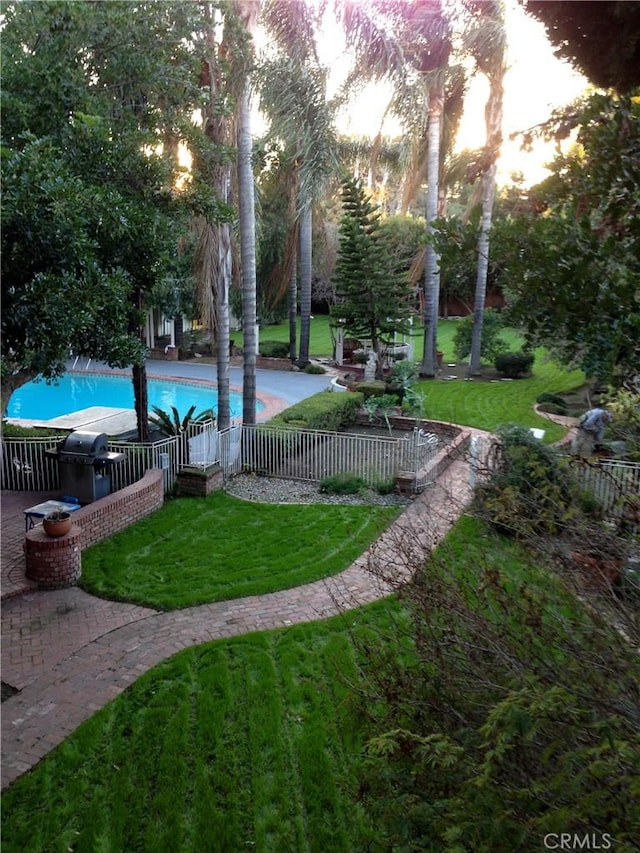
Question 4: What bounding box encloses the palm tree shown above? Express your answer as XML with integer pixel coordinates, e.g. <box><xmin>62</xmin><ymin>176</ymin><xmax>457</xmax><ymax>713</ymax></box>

<box><xmin>255</xmin><ymin>4</ymin><xmax>339</xmax><ymax>367</ymax></box>
<box><xmin>464</xmin><ymin>1</ymin><xmax>507</xmax><ymax>376</ymax></box>
<box><xmin>334</xmin><ymin>0</ymin><xmax>453</xmax><ymax>377</ymax></box>
<box><xmin>234</xmin><ymin>0</ymin><xmax>261</xmax><ymax>425</ymax></box>
<box><xmin>192</xmin><ymin>2</ymin><xmax>238</xmax><ymax>430</ymax></box>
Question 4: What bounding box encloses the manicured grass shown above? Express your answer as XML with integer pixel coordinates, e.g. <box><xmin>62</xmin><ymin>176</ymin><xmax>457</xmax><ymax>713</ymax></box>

<box><xmin>417</xmin><ymin>350</ymin><xmax>585</xmax><ymax>441</ymax></box>
<box><xmin>80</xmin><ymin>492</ymin><xmax>399</xmax><ymax>609</ymax></box>
<box><xmin>4</xmin><ymin>517</ymin><xmax>623</xmax><ymax>852</ymax></box>
<box><xmin>242</xmin><ymin>316</ymin><xmax>585</xmax><ymax>440</ymax></box>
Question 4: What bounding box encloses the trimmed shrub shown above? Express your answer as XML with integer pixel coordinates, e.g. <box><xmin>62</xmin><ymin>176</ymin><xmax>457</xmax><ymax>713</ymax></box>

<box><xmin>536</xmin><ymin>392</ymin><xmax>567</xmax><ymax>407</ymax></box>
<box><xmin>319</xmin><ymin>472</ymin><xmax>366</xmax><ymax>495</ymax></box>
<box><xmin>494</xmin><ymin>350</ymin><xmax>534</xmax><ymax>379</ymax></box>
<box><xmin>453</xmin><ymin>309</ymin><xmax>509</xmax><ymax>362</ymax></box>
<box><xmin>272</xmin><ymin>390</ymin><xmax>364</xmax><ymax>431</ymax></box>
<box><xmin>304</xmin><ymin>363</ymin><xmax>326</xmax><ymax>374</ymax></box>
<box><xmin>354</xmin><ymin>380</ymin><xmax>386</xmax><ymax>400</ymax></box>
<box><xmin>259</xmin><ymin>340</ymin><xmax>290</xmax><ymax>359</ymax></box>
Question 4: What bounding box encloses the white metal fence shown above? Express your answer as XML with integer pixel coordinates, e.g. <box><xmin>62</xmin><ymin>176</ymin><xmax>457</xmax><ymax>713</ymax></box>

<box><xmin>240</xmin><ymin>424</ymin><xmax>439</xmax><ymax>487</ymax></box>
<box><xmin>1</xmin><ymin>420</ymin><xmax>233</xmax><ymax>495</ymax></box>
<box><xmin>571</xmin><ymin>458</ymin><xmax>640</xmax><ymax>520</ymax></box>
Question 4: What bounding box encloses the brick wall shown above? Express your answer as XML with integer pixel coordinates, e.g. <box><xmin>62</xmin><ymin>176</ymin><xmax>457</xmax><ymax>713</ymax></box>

<box><xmin>72</xmin><ymin>469</ymin><xmax>164</xmax><ymax>549</ymax></box>
<box><xmin>23</xmin><ymin>470</ymin><xmax>164</xmax><ymax>590</ymax></box>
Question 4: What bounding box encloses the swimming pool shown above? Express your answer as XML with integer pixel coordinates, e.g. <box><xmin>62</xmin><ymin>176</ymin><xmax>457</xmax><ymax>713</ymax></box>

<box><xmin>6</xmin><ymin>372</ymin><xmax>259</xmax><ymax>421</ymax></box>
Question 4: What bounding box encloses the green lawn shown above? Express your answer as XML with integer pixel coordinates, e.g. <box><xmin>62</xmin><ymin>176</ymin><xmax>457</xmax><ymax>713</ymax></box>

<box><xmin>4</xmin><ymin>517</ymin><xmax>634</xmax><ymax>851</ymax></box>
<box><xmin>417</xmin><ymin>350</ymin><xmax>585</xmax><ymax>441</ymax></box>
<box><xmin>80</xmin><ymin>492</ymin><xmax>399</xmax><ymax>609</ymax></box>
<box><xmin>243</xmin><ymin>316</ymin><xmax>585</xmax><ymax>441</ymax></box>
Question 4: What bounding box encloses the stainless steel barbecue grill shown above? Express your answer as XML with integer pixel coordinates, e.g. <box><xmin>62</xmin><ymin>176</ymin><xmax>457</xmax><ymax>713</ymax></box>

<box><xmin>46</xmin><ymin>431</ymin><xmax>124</xmax><ymax>504</ymax></box>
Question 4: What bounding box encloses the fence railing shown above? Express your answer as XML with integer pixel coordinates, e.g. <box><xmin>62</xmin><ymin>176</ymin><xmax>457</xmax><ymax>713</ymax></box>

<box><xmin>1</xmin><ymin>436</ymin><xmax>64</xmax><ymax>492</ymax></box>
<box><xmin>240</xmin><ymin>423</ymin><xmax>439</xmax><ymax>487</ymax></box>
<box><xmin>1</xmin><ymin>420</ymin><xmax>229</xmax><ymax>496</ymax></box>
<box><xmin>571</xmin><ymin>458</ymin><xmax>640</xmax><ymax>520</ymax></box>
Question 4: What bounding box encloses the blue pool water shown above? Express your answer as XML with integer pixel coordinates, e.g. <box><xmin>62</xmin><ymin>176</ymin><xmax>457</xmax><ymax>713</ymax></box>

<box><xmin>7</xmin><ymin>372</ymin><xmax>257</xmax><ymax>421</ymax></box>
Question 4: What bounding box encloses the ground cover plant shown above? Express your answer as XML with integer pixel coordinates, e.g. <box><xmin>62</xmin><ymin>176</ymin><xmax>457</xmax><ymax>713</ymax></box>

<box><xmin>3</xmin><ymin>517</ymin><xmax>638</xmax><ymax>852</ymax></box>
<box><xmin>79</xmin><ymin>491</ymin><xmax>399</xmax><ymax>609</ymax></box>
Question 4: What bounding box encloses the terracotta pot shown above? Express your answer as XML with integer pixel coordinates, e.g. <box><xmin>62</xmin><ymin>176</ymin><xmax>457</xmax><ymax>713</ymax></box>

<box><xmin>43</xmin><ymin>513</ymin><xmax>72</xmax><ymax>537</ymax></box>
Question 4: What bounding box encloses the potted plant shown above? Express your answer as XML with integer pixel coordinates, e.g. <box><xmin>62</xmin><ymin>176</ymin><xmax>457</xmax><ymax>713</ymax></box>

<box><xmin>43</xmin><ymin>509</ymin><xmax>72</xmax><ymax>537</ymax></box>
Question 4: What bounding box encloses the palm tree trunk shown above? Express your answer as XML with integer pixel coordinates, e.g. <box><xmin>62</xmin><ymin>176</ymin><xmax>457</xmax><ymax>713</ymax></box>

<box><xmin>237</xmin><ymin>81</ymin><xmax>257</xmax><ymax>424</ymax></box>
<box><xmin>216</xmin><ymin>217</ymin><xmax>232</xmax><ymax>429</ymax></box>
<box><xmin>468</xmin><ymin>164</ymin><xmax>497</xmax><ymax>375</ymax></box>
<box><xmin>132</xmin><ymin>361</ymin><xmax>150</xmax><ymax>441</ymax></box>
<box><xmin>420</xmin><ymin>93</ymin><xmax>443</xmax><ymax>377</ymax></box>
<box><xmin>297</xmin><ymin>200</ymin><xmax>312</xmax><ymax>367</ymax></box>
<box><xmin>288</xmin><ymin>244</ymin><xmax>297</xmax><ymax>361</ymax></box>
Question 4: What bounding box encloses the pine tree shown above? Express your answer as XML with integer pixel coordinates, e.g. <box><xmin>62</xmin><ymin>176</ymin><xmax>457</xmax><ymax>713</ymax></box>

<box><xmin>332</xmin><ymin>177</ymin><xmax>413</xmax><ymax>378</ymax></box>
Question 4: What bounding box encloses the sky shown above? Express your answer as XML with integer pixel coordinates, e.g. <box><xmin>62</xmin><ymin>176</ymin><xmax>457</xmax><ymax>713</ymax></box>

<box><xmin>311</xmin><ymin>0</ymin><xmax>589</xmax><ymax>188</ymax></box>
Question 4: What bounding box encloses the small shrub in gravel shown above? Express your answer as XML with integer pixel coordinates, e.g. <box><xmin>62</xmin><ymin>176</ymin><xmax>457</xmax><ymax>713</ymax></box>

<box><xmin>320</xmin><ymin>473</ymin><xmax>367</xmax><ymax>495</ymax></box>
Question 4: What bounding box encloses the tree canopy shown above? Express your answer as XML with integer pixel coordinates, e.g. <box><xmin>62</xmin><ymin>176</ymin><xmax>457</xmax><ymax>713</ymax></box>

<box><xmin>0</xmin><ymin>0</ymin><xmax>204</xmax><ymax>418</ymax></box>
<box><xmin>524</xmin><ymin>1</ymin><xmax>640</xmax><ymax>94</ymax></box>
<box><xmin>501</xmin><ymin>92</ymin><xmax>640</xmax><ymax>386</ymax></box>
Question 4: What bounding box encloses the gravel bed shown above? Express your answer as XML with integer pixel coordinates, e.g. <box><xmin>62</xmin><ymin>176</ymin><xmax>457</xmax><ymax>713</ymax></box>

<box><xmin>225</xmin><ymin>474</ymin><xmax>412</xmax><ymax>507</ymax></box>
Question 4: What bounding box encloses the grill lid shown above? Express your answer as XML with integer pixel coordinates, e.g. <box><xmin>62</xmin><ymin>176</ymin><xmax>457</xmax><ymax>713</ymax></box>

<box><xmin>61</xmin><ymin>431</ymin><xmax>108</xmax><ymax>457</ymax></box>
<box><xmin>49</xmin><ymin>431</ymin><xmax>124</xmax><ymax>466</ymax></box>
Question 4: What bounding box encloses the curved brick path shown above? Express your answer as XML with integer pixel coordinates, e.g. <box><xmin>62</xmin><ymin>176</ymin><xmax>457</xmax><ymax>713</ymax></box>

<box><xmin>1</xmin><ymin>456</ymin><xmax>473</xmax><ymax>790</ymax></box>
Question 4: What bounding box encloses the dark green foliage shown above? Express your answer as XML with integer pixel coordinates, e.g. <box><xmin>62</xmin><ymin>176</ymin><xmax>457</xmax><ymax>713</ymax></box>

<box><xmin>331</xmin><ymin>177</ymin><xmax>413</xmax><ymax>374</ymax></box>
<box><xmin>353</xmin><ymin>381</ymin><xmax>387</xmax><ymax>400</ymax></box>
<box><xmin>536</xmin><ymin>392</ymin><xmax>568</xmax><ymax>410</ymax></box>
<box><xmin>271</xmin><ymin>391</ymin><xmax>364</xmax><ymax>432</ymax></box>
<box><xmin>494</xmin><ymin>350</ymin><xmax>534</xmax><ymax>378</ymax></box>
<box><xmin>525</xmin><ymin>1</ymin><xmax>640</xmax><ymax>93</ymax></box>
<box><xmin>502</xmin><ymin>93</ymin><xmax>640</xmax><ymax>385</ymax></box>
<box><xmin>453</xmin><ymin>309</ymin><xmax>508</xmax><ymax>362</ymax></box>
<box><xmin>352</xmin><ymin>516</ymin><xmax>640</xmax><ymax>851</ymax></box>
<box><xmin>474</xmin><ymin>424</ymin><xmax>586</xmax><ymax>537</ymax></box>
<box><xmin>304</xmin><ymin>363</ymin><xmax>326</xmax><ymax>374</ymax></box>
<box><xmin>259</xmin><ymin>340</ymin><xmax>291</xmax><ymax>359</ymax></box>
<box><xmin>319</xmin><ymin>473</ymin><xmax>366</xmax><ymax>495</ymax></box>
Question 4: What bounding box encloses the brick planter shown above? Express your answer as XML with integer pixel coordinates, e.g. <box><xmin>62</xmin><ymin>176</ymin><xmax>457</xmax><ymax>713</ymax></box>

<box><xmin>176</xmin><ymin>464</ymin><xmax>224</xmax><ymax>497</ymax></box>
<box><xmin>22</xmin><ymin>470</ymin><xmax>164</xmax><ymax>591</ymax></box>
<box><xmin>25</xmin><ymin>524</ymin><xmax>82</xmax><ymax>589</ymax></box>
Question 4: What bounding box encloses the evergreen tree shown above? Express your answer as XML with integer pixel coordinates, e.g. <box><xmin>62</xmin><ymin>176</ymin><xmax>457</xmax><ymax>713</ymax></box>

<box><xmin>332</xmin><ymin>177</ymin><xmax>413</xmax><ymax>379</ymax></box>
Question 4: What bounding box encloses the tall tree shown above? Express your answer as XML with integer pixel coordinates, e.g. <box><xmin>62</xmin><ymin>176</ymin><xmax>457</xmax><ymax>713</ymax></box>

<box><xmin>464</xmin><ymin>0</ymin><xmax>507</xmax><ymax>376</ymax></box>
<box><xmin>256</xmin><ymin>1</ymin><xmax>338</xmax><ymax>367</ymax></box>
<box><xmin>335</xmin><ymin>0</ymin><xmax>454</xmax><ymax>378</ymax></box>
<box><xmin>502</xmin><ymin>93</ymin><xmax>640</xmax><ymax>386</ymax></box>
<box><xmin>234</xmin><ymin>0</ymin><xmax>260</xmax><ymax>425</ymax></box>
<box><xmin>0</xmin><ymin>0</ymin><xmax>202</xmax><ymax>438</ymax></box>
<box><xmin>332</xmin><ymin>177</ymin><xmax>413</xmax><ymax>379</ymax></box>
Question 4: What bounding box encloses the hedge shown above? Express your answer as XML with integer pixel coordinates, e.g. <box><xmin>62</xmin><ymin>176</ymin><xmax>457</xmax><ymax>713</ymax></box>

<box><xmin>271</xmin><ymin>390</ymin><xmax>365</xmax><ymax>431</ymax></box>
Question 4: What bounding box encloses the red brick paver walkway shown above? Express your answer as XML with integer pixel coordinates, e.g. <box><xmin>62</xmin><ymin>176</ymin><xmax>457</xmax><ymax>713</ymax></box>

<box><xmin>1</xmin><ymin>458</ymin><xmax>473</xmax><ymax>790</ymax></box>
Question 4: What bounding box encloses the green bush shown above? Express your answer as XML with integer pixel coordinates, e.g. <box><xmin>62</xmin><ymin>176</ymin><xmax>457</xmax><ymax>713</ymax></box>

<box><xmin>259</xmin><ymin>340</ymin><xmax>290</xmax><ymax>359</ymax></box>
<box><xmin>536</xmin><ymin>392</ymin><xmax>567</xmax><ymax>408</ymax></box>
<box><xmin>538</xmin><ymin>402</ymin><xmax>568</xmax><ymax>416</ymax></box>
<box><xmin>304</xmin><ymin>363</ymin><xmax>326</xmax><ymax>374</ymax></box>
<box><xmin>272</xmin><ymin>390</ymin><xmax>364</xmax><ymax>431</ymax></box>
<box><xmin>354</xmin><ymin>381</ymin><xmax>386</xmax><ymax>399</ymax></box>
<box><xmin>319</xmin><ymin>472</ymin><xmax>366</xmax><ymax>495</ymax></box>
<box><xmin>453</xmin><ymin>309</ymin><xmax>509</xmax><ymax>362</ymax></box>
<box><xmin>475</xmin><ymin>424</ymin><xmax>592</xmax><ymax>537</ymax></box>
<box><xmin>494</xmin><ymin>350</ymin><xmax>534</xmax><ymax>378</ymax></box>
